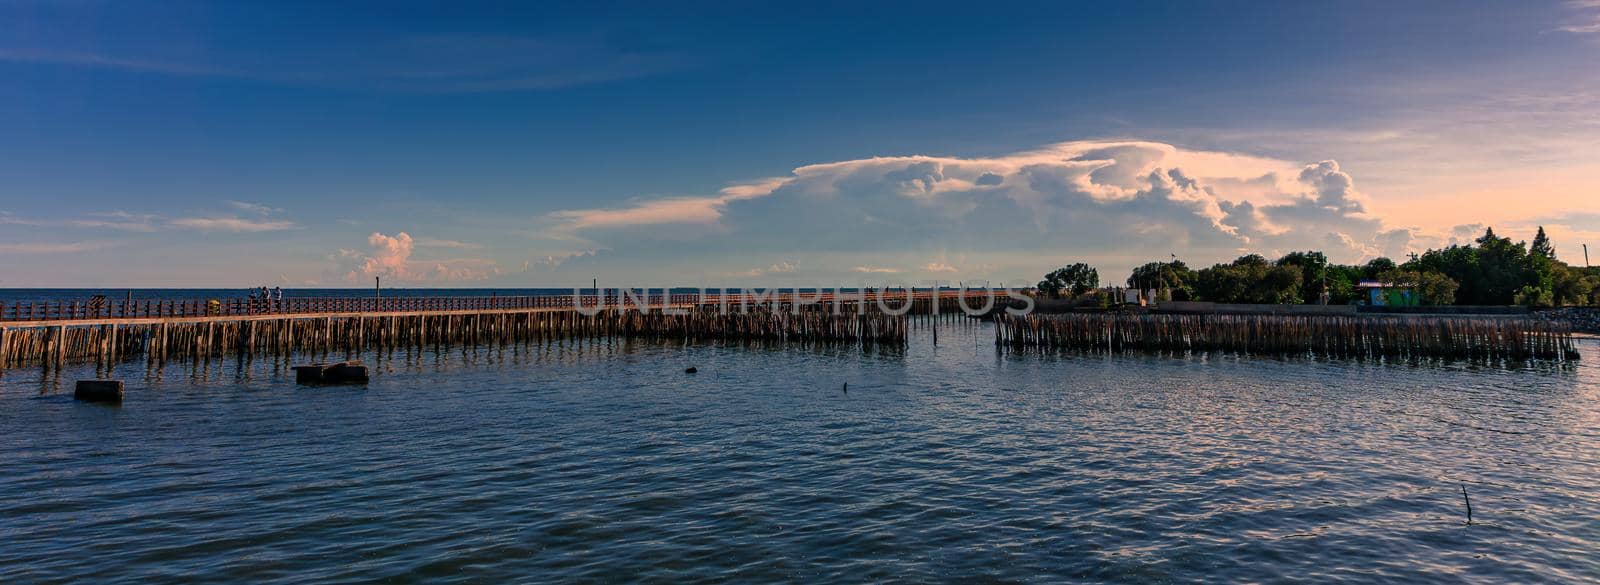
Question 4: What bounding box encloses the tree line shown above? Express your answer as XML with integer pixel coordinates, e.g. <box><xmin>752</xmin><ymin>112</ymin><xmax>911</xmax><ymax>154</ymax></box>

<box><xmin>1038</xmin><ymin>227</ymin><xmax>1600</xmax><ymax>307</ymax></box>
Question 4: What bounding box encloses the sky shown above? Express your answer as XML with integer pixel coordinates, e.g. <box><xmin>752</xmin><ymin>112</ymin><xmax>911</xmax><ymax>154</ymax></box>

<box><xmin>2</xmin><ymin>0</ymin><xmax>1599</xmax><ymax>288</ymax></box>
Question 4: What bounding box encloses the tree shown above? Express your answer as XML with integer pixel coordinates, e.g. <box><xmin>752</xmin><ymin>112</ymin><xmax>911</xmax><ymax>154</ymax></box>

<box><xmin>1360</xmin><ymin>257</ymin><xmax>1397</xmax><ymax>279</ymax></box>
<box><xmin>1531</xmin><ymin>226</ymin><xmax>1556</xmax><ymax>260</ymax></box>
<box><xmin>1117</xmin><ymin>224</ymin><xmax>1571</xmax><ymax>308</ymax></box>
<box><xmin>1324</xmin><ymin>265</ymin><xmax>1361</xmax><ymax>304</ymax></box>
<box><xmin>1276</xmin><ymin>251</ymin><xmax>1330</xmax><ymax>303</ymax></box>
<box><xmin>1037</xmin><ymin>263</ymin><xmax>1099</xmax><ymax>298</ymax></box>
<box><xmin>1515</xmin><ymin>285</ymin><xmax>1553</xmax><ymax>308</ymax></box>
<box><xmin>1551</xmin><ymin>263</ymin><xmax>1598</xmax><ymax>306</ymax></box>
<box><xmin>1408</xmin><ymin>227</ymin><xmax>1549</xmax><ymax>305</ymax></box>
<box><xmin>1195</xmin><ymin>255</ymin><xmax>1303</xmax><ymax>304</ymax></box>
<box><xmin>1378</xmin><ymin>269</ymin><xmax>1459</xmax><ymax>306</ymax></box>
<box><xmin>1126</xmin><ymin>260</ymin><xmax>1198</xmax><ymax>300</ymax></box>
<box><xmin>1587</xmin><ymin>267</ymin><xmax>1600</xmax><ymax>305</ymax></box>
<box><xmin>1587</xmin><ymin>267</ymin><xmax>1600</xmax><ymax>306</ymax></box>
<box><xmin>1417</xmin><ymin>272</ymin><xmax>1461</xmax><ymax>306</ymax></box>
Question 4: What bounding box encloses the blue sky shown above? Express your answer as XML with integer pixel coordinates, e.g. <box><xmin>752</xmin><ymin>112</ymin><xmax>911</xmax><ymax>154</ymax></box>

<box><xmin>3</xmin><ymin>1</ymin><xmax>1599</xmax><ymax>287</ymax></box>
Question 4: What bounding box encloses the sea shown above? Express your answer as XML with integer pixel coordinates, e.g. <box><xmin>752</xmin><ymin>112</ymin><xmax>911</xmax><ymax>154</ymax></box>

<box><xmin>1</xmin><ymin>289</ymin><xmax>1597</xmax><ymax>583</ymax></box>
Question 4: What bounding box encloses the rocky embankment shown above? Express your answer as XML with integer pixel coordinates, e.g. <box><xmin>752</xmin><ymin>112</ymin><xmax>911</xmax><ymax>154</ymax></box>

<box><xmin>1534</xmin><ymin>308</ymin><xmax>1600</xmax><ymax>334</ymax></box>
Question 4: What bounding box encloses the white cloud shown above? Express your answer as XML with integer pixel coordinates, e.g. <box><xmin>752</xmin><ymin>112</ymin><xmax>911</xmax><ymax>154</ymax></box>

<box><xmin>852</xmin><ymin>266</ymin><xmax>901</xmax><ymax>273</ymax></box>
<box><xmin>924</xmin><ymin>262</ymin><xmax>959</xmax><ymax>273</ymax></box>
<box><xmin>0</xmin><ymin>48</ymin><xmax>220</xmax><ymax>75</ymax></box>
<box><xmin>0</xmin><ymin>241</ymin><xmax>109</xmax><ymax>254</ymax></box>
<box><xmin>546</xmin><ymin>178</ymin><xmax>781</xmax><ymax>232</ymax></box>
<box><xmin>1558</xmin><ymin>0</ymin><xmax>1600</xmax><ymax>33</ymax></box>
<box><xmin>228</xmin><ymin>201</ymin><xmax>283</xmax><ymax>215</ymax></box>
<box><xmin>353</xmin><ymin>232</ymin><xmax>413</xmax><ymax>278</ymax></box>
<box><xmin>0</xmin><ymin>211</ymin><xmax>158</xmax><ymax>232</ymax></box>
<box><xmin>73</xmin><ymin>212</ymin><xmax>160</xmax><ymax>232</ymax></box>
<box><xmin>415</xmin><ymin>238</ymin><xmax>484</xmax><ymax>249</ymax></box>
<box><xmin>521</xmin><ymin>250</ymin><xmax>599</xmax><ymax>272</ymax></box>
<box><xmin>334</xmin><ymin>231</ymin><xmax>500</xmax><ymax>283</ymax></box>
<box><xmin>4</xmin><ymin>208</ymin><xmax>297</xmax><ymax>233</ymax></box>
<box><xmin>725</xmin><ymin>260</ymin><xmax>798</xmax><ymax>278</ymax></box>
<box><xmin>1297</xmin><ymin>161</ymin><xmax>1366</xmax><ymax>213</ymax></box>
<box><xmin>169</xmin><ymin>217</ymin><xmax>299</xmax><ymax>232</ymax></box>
<box><xmin>1449</xmin><ymin>223</ymin><xmax>1487</xmax><ymax>244</ymax></box>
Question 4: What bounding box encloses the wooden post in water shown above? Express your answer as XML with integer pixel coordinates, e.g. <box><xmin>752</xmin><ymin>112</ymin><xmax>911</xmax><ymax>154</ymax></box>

<box><xmin>54</xmin><ymin>325</ymin><xmax>65</xmax><ymax>368</ymax></box>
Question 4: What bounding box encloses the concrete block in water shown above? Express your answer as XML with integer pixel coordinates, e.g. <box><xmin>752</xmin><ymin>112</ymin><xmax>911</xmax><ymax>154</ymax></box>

<box><xmin>324</xmin><ymin>362</ymin><xmax>369</xmax><ymax>384</ymax></box>
<box><xmin>294</xmin><ymin>361</ymin><xmax>369</xmax><ymax>385</ymax></box>
<box><xmin>294</xmin><ymin>365</ymin><xmax>327</xmax><ymax>384</ymax></box>
<box><xmin>75</xmin><ymin>380</ymin><xmax>124</xmax><ymax>402</ymax></box>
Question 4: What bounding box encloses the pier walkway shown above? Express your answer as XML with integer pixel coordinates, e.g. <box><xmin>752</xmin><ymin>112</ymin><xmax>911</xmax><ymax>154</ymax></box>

<box><xmin>0</xmin><ymin>291</ymin><xmax>994</xmax><ymax>368</ymax></box>
<box><xmin>0</xmin><ymin>291</ymin><xmax>990</xmax><ymax>326</ymax></box>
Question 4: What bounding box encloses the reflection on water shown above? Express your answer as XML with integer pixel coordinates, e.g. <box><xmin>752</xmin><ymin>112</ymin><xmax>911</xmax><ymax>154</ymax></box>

<box><xmin>2</xmin><ymin>323</ymin><xmax>1597</xmax><ymax>583</ymax></box>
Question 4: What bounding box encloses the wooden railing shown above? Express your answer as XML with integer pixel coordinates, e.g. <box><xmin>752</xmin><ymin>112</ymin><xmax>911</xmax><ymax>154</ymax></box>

<box><xmin>0</xmin><ymin>291</ymin><xmax>999</xmax><ymax>322</ymax></box>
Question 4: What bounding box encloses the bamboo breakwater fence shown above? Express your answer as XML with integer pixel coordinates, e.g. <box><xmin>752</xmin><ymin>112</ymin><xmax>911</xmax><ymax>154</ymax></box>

<box><xmin>995</xmin><ymin>313</ymin><xmax>1581</xmax><ymax>361</ymax></box>
<box><xmin>0</xmin><ymin>292</ymin><xmax>986</xmax><ymax>370</ymax></box>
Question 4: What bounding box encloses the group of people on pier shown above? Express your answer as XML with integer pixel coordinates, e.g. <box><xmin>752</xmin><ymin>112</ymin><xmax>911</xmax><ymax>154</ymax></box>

<box><xmin>248</xmin><ymin>286</ymin><xmax>285</xmax><ymax>313</ymax></box>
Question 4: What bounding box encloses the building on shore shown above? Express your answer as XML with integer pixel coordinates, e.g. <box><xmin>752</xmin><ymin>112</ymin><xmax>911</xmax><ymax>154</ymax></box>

<box><xmin>1355</xmin><ymin>280</ymin><xmax>1416</xmax><ymax>306</ymax></box>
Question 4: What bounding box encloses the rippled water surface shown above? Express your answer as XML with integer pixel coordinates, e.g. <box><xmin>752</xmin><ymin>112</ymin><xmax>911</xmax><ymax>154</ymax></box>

<box><xmin>3</xmin><ymin>323</ymin><xmax>1598</xmax><ymax>583</ymax></box>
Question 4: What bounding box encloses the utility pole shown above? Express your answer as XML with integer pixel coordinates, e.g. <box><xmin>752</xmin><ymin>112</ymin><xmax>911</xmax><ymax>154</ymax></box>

<box><xmin>1320</xmin><ymin>269</ymin><xmax>1328</xmax><ymax>305</ymax></box>
<box><xmin>375</xmin><ymin>276</ymin><xmax>381</xmax><ymax>300</ymax></box>
<box><xmin>1585</xmin><ymin>244</ymin><xmax>1591</xmax><ymax>268</ymax></box>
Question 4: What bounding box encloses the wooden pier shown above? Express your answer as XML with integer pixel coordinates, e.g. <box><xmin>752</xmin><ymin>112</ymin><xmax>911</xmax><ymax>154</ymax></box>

<box><xmin>0</xmin><ymin>291</ymin><xmax>987</xmax><ymax>370</ymax></box>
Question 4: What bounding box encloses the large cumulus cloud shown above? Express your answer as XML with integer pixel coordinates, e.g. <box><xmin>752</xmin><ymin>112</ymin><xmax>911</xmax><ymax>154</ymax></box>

<box><xmin>539</xmin><ymin>140</ymin><xmax>1437</xmax><ymax>282</ymax></box>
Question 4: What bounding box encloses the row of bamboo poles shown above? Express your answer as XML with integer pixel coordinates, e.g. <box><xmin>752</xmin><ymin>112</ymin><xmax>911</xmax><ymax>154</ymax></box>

<box><xmin>0</xmin><ymin>306</ymin><xmax>923</xmax><ymax>370</ymax></box>
<box><xmin>995</xmin><ymin>313</ymin><xmax>1581</xmax><ymax>361</ymax></box>
<box><xmin>614</xmin><ymin>310</ymin><xmax>906</xmax><ymax>343</ymax></box>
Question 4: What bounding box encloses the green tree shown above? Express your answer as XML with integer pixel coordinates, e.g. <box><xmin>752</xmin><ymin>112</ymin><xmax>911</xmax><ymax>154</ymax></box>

<box><xmin>1408</xmin><ymin>227</ymin><xmax>1549</xmax><ymax>305</ymax></box>
<box><xmin>1588</xmin><ymin>267</ymin><xmax>1600</xmax><ymax>305</ymax></box>
<box><xmin>1360</xmin><ymin>257</ymin><xmax>1397</xmax><ymax>279</ymax></box>
<box><xmin>1037</xmin><ymin>263</ymin><xmax>1100</xmax><ymax>298</ymax></box>
<box><xmin>1515</xmin><ymin>285</ymin><xmax>1553</xmax><ymax>308</ymax></box>
<box><xmin>1530</xmin><ymin>226</ymin><xmax>1556</xmax><ymax>260</ymax></box>
<box><xmin>1417</xmin><ymin>272</ymin><xmax>1461</xmax><ymax>306</ymax></box>
<box><xmin>1276</xmin><ymin>251</ymin><xmax>1330</xmax><ymax>303</ymax></box>
<box><xmin>1551</xmin><ymin>263</ymin><xmax>1598</xmax><ymax>306</ymax></box>
<box><xmin>1324</xmin><ymin>265</ymin><xmax>1361</xmax><ymax>304</ymax></box>
<box><xmin>1378</xmin><ymin>269</ymin><xmax>1459</xmax><ymax>306</ymax></box>
<box><xmin>1195</xmin><ymin>255</ymin><xmax>1303</xmax><ymax>304</ymax></box>
<box><xmin>1126</xmin><ymin>260</ymin><xmax>1198</xmax><ymax>300</ymax></box>
<box><xmin>1120</xmin><ymin>225</ymin><xmax>1570</xmax><ymax>308</ymax></box>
